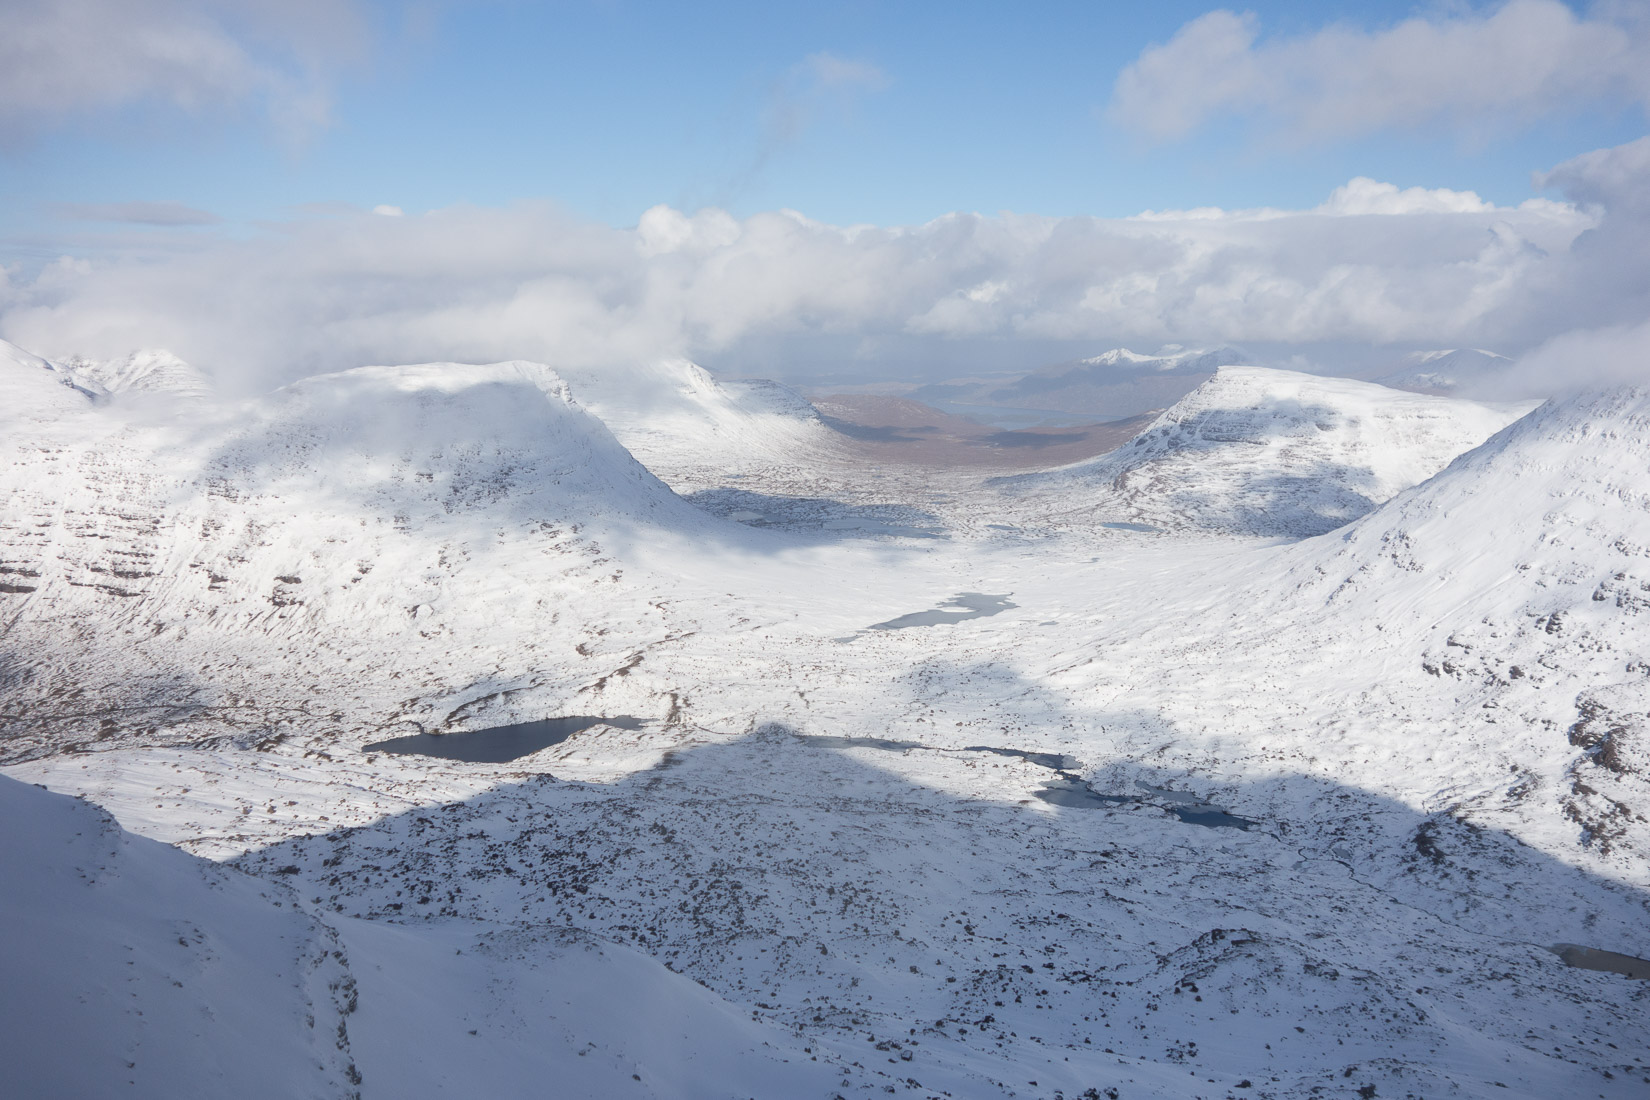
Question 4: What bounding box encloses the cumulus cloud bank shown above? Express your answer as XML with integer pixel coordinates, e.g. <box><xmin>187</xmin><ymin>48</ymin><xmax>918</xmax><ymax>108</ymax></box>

<box><xmin>1504</xmin><ymin>318</ymin><xmax>1650</xmax><ymax>395</ymax></box>
<box><xmin>1110</xmin><ymin>1</ymin><xmax>1650</xmax><ymax>143</ymax></box>
<box><xmin>0</xmin><ymin>0</ymin><xmax>369</xmax><ymax>141</ymax></box>
<box><xmin>2</xmin><ymin>139</ymin><xmax>1647</xmax><ymax>391</ymax></box>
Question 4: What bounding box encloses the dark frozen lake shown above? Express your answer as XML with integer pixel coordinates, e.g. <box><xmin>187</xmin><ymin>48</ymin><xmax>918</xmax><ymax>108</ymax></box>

<box><xmin>868</xmin><ymin>592</ymin><xmax>1017</xmax><ymax>631</ymax></box>
<box><xmin>364</xmin><ymin>716</ymin><xmax>644</xmax><ymax>763</ymax></box>
<box><xmin>801</xmin><ymin>732</ymin><xmax>1255</xmax><ymax>831</ymax></box>
<box><xmin>1035</xmin><ymin>778</ymin><xmax>1256</xmax><ymax>830</ymax></box>
<box><xmin>1549</xmin><ymin>943</ymin><xmax>1650</xmax><ymax>980</ymax></box>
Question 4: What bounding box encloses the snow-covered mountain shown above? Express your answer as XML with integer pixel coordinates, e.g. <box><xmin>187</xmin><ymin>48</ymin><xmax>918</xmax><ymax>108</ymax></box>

<box><xmin>57</xmin><ymin>348</ymin><xmax>214</xmax><ymax>402</ymax></box>
<box><xmin>6</xmin><ymin>334</ymin><xmax>1649</xmax><ymax>1099</ymax></box>
<box><xmin>1074</xmin><ymin>344</ymin><xmax>1249</xmax><ymax>376</ymax></box>
<box><xmin>0</xmin><ymin>337</ymin><xmax>93</xmax><ymax>420</ymax></box>
<box><xmin>1373</xmin><ymin>348</ymin><xmax>1514</xmax><ymax>396</ymax></box>
<box><xmin>0</xmin><ymin>350</ymin><xmax>713</xmax><ymax>758</ymax></box>
<box><xmin>1255</xmin><ymin>384</ymin><xmax>1650</xmax><ymax>861</ymax></box>
<box><xmin>1010</xmin><ymin>365</ymin><xmax>1533</xmax><ymax>535</ymax></box>
<box><xmin>555</xmin><ymin>358</ymin><xmax>839</xmax><ymax>492</ymax></box>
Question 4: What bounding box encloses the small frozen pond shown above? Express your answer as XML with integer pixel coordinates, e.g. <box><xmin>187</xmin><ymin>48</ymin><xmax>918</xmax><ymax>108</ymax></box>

<box><xmin>364</xmin><ymin>716</ymin><xmax>644</xmax><ymax>763</ymax></box>
<box><xmin>805</xmin><ymin>735</ymin><xmax>925</xmax><ymax>753</ymax></box>
<box><xmin>1549</xmin><ymin>943</ymin><xmax>1650</xmax><ymax>980</ymax></box>
<box><xmin>799</xmin><ymin>733</ymin><xmax>1255</xmax><ymax>830</ymax></box>
<box><xmin>867</xmin><ymin>592</ymin><xmax>1017</xmax><ymax>631</ymax></box>
<box><xmin>821</xmin><ymin>517</ymin><xmax>942</xmax><ymax>539</ymax></box>
<box><xmin>1035</xmin><ymin>778</ymin><xmax>1255</xmax><ymax>829</ymax></box>
<box><xmin>1100</xmin><ymin>521</ymin><xmax>1160</xmax><ymax>533</ymax></box>
<box><xmin>966</xmin><ymin>745</ymin><xmax>1076</xmax><ymax>771</ymax></box>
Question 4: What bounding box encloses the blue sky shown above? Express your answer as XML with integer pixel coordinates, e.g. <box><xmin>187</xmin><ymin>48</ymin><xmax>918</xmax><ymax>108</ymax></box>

<box><xmin>1</xmin><ymin>1</ymin><xmax>1646</xmax><ymax>385</ymax></box>
<box><xmin>4</xmin><ymin>0</ymin><xmax>1646</xmax><ymax>236</ymax></box>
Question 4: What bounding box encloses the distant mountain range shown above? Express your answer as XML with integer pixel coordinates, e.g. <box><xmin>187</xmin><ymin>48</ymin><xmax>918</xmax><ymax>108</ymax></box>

<box><xmin>1370</xmin><ymin>348</ymin><xmax>1514</xmax><ymax>396</ymax></box>
<box><xmin>910</xmin><ymin>345</ymin><xmax>1249</xmax><ymax>418</ymax></box>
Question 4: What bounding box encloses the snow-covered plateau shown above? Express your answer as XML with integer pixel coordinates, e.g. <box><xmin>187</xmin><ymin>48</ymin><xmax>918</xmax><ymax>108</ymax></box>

<box><xmin>2</xmin><ymin>338</ymin><xmax>1646</xmax><ymax>1100</ymax></box>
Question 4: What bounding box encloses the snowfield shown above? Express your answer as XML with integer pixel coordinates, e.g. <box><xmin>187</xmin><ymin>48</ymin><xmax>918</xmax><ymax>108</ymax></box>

<box><xmin>2</xmin><ymin>338</ymin><xmax>1647</xmax><ymax>1100</ymax></box>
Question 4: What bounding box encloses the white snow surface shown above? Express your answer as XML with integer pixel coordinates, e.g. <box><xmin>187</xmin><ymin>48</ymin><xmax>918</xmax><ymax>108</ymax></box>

<box><xmin>1011</xmin><ymin>365</ymin><xmax>1534</xmax><ymax>535</ymax></box>
<box><xmin>555</xmin><ymin>357</ymin><xmax>840</xmax><ymax>494</ymax></box>
<box><xmin>3</xmin><ymin>338</ymin><xmax>1649</xmax><ymax>1100</ymax></box>
<box><xmin>0</xmin><ymin>775</ymin><xmax>842</xmax><ymax>1100</ymax></box>
<box><xmin>57</xmin><ymin>347</ymin><xmax>215</xmax><ymax>402</ymax></box>
<box><xmin>0</xmin><ymin>775</ymin><xmax>361</xmax><ymax>1098</ymax></box>
<box><xmin>0</xmin><ymin>336</ymin><xmax>97</xmax><ymax>421</ymax></box>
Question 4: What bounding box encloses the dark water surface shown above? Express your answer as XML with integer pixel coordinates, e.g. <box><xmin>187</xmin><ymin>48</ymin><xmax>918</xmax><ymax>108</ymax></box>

<box><xmin>1549</xmin><ymin>943</ymin><xmax>1650</xmax><ymax>980</ymax></box>
<box><xmin>800</xmin><ymin>732</ymin><xmax>1254</xmax><ymax>831</ymax></box>
<box><xmin>364</xmin><ymin>716</ymin><xmax>644</xmax><ymax>763</ymax></box>
<box><xmin>1033</xmin><ymin>778</ymin><xmax>1255</xmax><ymax>829</ymax></box>
<box><xmin>867</xmin><ymin>592</ymin><xmax>1017</xmax><ymax>631</ymax></box>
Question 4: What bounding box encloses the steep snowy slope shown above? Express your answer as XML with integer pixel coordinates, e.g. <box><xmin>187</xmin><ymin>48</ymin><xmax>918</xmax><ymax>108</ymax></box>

<box><xmin>1258</xmin><ymin>385</ymin><xmax>1650</xmax><ymax>862</ymax></box>
<box><xmin>1036</xmin><ymin>382</ymin><xmax>1650</xmax><ymax>885</ymax></box>
<box><xmin>0</xmin><ymin>775</ymin><xmax>362</xmax><ymax>1098</ymax></box>
<box><xmin>556</xmin><ymin>358</ymin><xmax>841</xmax><ymax>491</ymax></box>
<box><xmin>58</xmin><ymin>348</ymin><xmax>214</xmax><ymax>402</ymax></box>
<box><xmin>0</xmin><ymin>336</ymin><xmax>96</xmax><ymax>420</ymax></box>
<box><xmin>0</xmin><ymin>352</ymin><xmax>710</xmax><ymax>759</ymax></box>
<box><xmin>0</xmin><ymin>774</ymin><xmax>846</xmax><ymax>1100</ymax></box>
<box><xmin>1011</xmin><ymin>366</ymin><xmax>1532</xmax><ymax>536</ymax></box>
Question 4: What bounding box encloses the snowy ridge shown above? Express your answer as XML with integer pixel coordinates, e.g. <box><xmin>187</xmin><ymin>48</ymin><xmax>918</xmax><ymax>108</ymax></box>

<box><xmin>1012</xmin><ymin>365</ymin><xmax>1533</xmax><ymax>536</ymax></box>
<box><xmin>0</xmin><ymin>355</ymin><xmax>712</xmax><ymax>758</ymax></box>
<box><xmin>1263</xmin><ymin>385</ymin><xmax>1650</xmax><ymax>861</ymax></box>
<box><xmin>1060</xmin><ymin>384</ymin><xmax>1650</xmax><ymax>884</ymax></box>
<box><xmin>0</xmin><ymin>775</ymin><xmax>363</xmax><ymax>1098</ymax></box>
<box><xmin>0</xmin><ymin>337</ymin><xmax>94</xmax><ymax>424</ymax></box>
<box><xmin>556</xmin><ymin>358</ymin><xmax>839</xmax><ymax>492</ymax></box>
<box><xmin>1076</xmin><ymin>344</ymin><xmax>1249</xmax><ymax>373</ymax></box>
<box><xmin>219</xmin><ymin>359</ymin><xmax>687</xmax><ymax>530</ymax></box>
<box><xmin>59</xmin><ymin>348</ymin><xmax>214</xmax><ymax>402</ymax></box>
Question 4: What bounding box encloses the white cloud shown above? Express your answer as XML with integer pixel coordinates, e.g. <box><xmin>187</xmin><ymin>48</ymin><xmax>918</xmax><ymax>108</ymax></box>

<box><xmin>1110</xmin><ymin>1</ymin><xmax>1650</xmax><ymax>143</ymax></box>
<box><xmin>5</xmin><ymin>146</ymin><xmax>1647</xmax><ymax>397</ymax></box>
<box><xmin>1317</xmin><ymin>178</ymin><xmax>1494</xmax><ymax>216</ymax></box>
<box><xmin>1496</xmin><ymin>135</ymin><xmax>1650</xmax><ymax>345</ymax></box>
<box><xmin>1536</xmin><ymin>132</ymin><xmax>1650</xmax><ymax>211</ymax></box>
<box><xmin>0</xmin><ymin>0</ymin><xmax>370</xmax><ymax>141</ymax></box>
<box><xmin>1501</xmin><ymin>317</ymin><xmax>1650</xmax><ymax>394</ymax></box>
<box><xmin>371</xmin><ymin>205</ymin><xmax>405</xmax><ymax>217</ymax></box>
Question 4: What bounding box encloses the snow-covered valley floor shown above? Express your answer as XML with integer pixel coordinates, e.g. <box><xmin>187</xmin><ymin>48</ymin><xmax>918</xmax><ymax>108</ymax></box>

<box><xmin>3</xmin><ymin>349</ymin><xmax>1647</xmax><ymax>1099</ymax></box>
